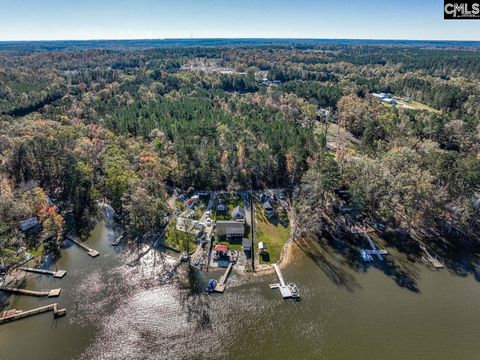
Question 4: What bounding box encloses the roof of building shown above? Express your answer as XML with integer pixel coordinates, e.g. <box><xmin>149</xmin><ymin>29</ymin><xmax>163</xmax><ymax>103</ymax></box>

<box><xmin>242</xmin><ymin>238</ymin><xmax>251</xmax><ymax>250</ymax></box>
<box><xmin>215</xmin><ymin>244</ymin><xmax>228</xmax><ymax>254</ymax></box>
<box><xmin>258</xmin><ymin>241</ymin><xmax>268</xmax><ymax>249</ymax></box>
<box><xmin>216</xmin><ymin>220</ymin><xmax>244</xmax><ymax>228</ymax></box>
<box><xmin>19</xmin><ymin>217</ymin><xmax>39</xmax><ymax>231</ymax></box>
<box><xmin>231</xmin><ymin>206</ymin><xmax>246</xmax><ymax>218</ymax></box>
<box><xmin>263</xmin><ymin>201</ymin><xmax>274</xmax><ymax>211</ymax></box>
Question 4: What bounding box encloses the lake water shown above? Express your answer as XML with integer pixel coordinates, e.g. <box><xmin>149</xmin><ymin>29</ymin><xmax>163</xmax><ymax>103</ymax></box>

<box><xmin>1</xmin><ymin>219</ymin><xmax>479</xmax><ymax>360</ymax></box>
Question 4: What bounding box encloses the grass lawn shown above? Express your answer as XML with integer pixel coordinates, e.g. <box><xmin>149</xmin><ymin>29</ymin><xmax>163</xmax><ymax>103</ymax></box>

<box><xmin>323</xmin><ymin>123</ymin><xmax>360</xmax><ymax>150</ymax></box>
<box><xmin>27</xmin><ymin>244</ymin><xmax>45</xmax><ymax>257</ymax></box>
<box><xmin>194</xmin><ymin>205</ymin><xmax>205</xmax><ymax>220</ymax></box>
<box><xmin>163</xmin><ymin>220</ymin><xmax>197</xmax><ymax>252</ymax></box>
<box><xmin>397</xmin><ymin>99</ymin><xmax>440</xmax><ymax>114</ymax></box>
<box><xmin>255</xmin><ymin>205</ymin><xmax>290</xmax><ymax>264</ymax></box>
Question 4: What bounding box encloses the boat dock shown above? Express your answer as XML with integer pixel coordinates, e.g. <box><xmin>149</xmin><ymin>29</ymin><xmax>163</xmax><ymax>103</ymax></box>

<box><xmin>357</xmin><ymin>226</ymin><xmax>388</xmax><ymax>261</ymax></box>
<box><xmin>67</xmin><ymin>237</ymin><xmax>99</xmax><ymax>257</ymax></box>
<box><xmin>421</xmin><ymin>245</ymin><xmax>444</xmax><ymax>269</ymax></box>
<box><xmin>0</xmin><ymin>303</ymin><xmax>66</xmax><ymax>325</ymax></box>
<box><xmin>112</xmin><ymin>231</ymin><xmax>127</xmax><ymax>246</ymax></box>
<box><xmin>19</xmin><ymin>267</ymin><xmax>67</xmax><ymax>278</ymax></box>
<box><xmin>0</xmin><ymin>286</ymin><xmax>61</xmax><ymax>297</ymax></box>
<box><xmin>269</xmin><ymin>264</ymin><xmax>300</xmax><ymax>299</ymax></box>
<box><xmin>213</xmin><ymin>262</ymin><xmax>233</xmax><ymax>293</ymax></box>
<box><xmin>160</xmin><ymin>252</ymin><xmax>189</xmax><ymax>281</ymax></box>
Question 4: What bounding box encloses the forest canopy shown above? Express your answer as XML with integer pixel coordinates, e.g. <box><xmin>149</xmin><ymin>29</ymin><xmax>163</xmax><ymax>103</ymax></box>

<box><xmin>0</xmin><ymin>40</ymin><xmax>479</xmax><ymax>262</ymax></box>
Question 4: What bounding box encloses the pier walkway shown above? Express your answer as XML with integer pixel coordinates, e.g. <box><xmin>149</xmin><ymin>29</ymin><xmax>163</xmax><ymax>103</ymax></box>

<box><xmin>213</xmin><ymin>262</ymin><xmax>233</xmax><ymax>293</ymax></box>
<box><xmin>0</xmin><ymin>286</ymin><xmax>61</xmax><ymax>297</ymax></box>
<box><xmin>19</xmin><ymin>267</ymin><xmax>67</xmax><ymax>278</ymax></box>
<box><xmin>67</xmin><ymin>237</ymin><xmax>99</xmax><ymax>257</ymax></box>
<box><xmin>160</xmin><ymin>252</ymin><xmax>189</xmax><ymax>282</ymax></box>
<box><xmin>112</xmin><ymin>231</ymin><xmax>127</xmax><ymax>246</ymax></box>
<box><xmin>356</xmin><ymin>225</ymin><xmax>388</xmax><ymax>261</ymax></box>
<box><xmin>421</xmin><ymin>245</ymin><xmax>444</xmax><ymax>269</ymax></box>
<box><xmin>0</xmin><ymin>303</ymin><xmax>66</xmax><ymax>325</ymax></box>
<box><xmin>270</xmin><ymin>264</ymin><xmax>300</xmax><ymax>299</ymax></box>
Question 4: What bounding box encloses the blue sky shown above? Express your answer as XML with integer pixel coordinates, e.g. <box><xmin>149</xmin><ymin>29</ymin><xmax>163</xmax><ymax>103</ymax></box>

<box><xmin>0</xmin><ymin>0</ymin><xmax>479</xmax><ymax>41</ymax></box>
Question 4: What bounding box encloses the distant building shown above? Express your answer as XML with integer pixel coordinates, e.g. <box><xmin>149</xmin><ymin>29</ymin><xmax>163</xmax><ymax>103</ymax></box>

<box><xmin>318</xmin><ymin>108</ymin><xmax>331</xmax><ymax>117</ymax></box>
<box><xmin>372</xmin><ymin>92</ymin><xmax>387</xmax><ymax>99</ymax></box>
<box><xmin>215</xmin><ymin>221</ymin><xmax>245</xmax><ymax>238</ymax></box>
<box><xmin>372</xmin><ymin>92</ymin><xmax>397</xmax><ymax>105</ymax></box>
<box><xmin>383</xmin><ymin>98</ymin><xmax>397</xmax><ymax>105</ymax></box>
<box><xmin>231</xmin><ymin>206</ymin><xmax>246</xmax><ymax>222</ymax></box>
<box><xmin>19</xmin><ymin>217</ymin><xmax>40</xmax><ymax>232</ymax></box>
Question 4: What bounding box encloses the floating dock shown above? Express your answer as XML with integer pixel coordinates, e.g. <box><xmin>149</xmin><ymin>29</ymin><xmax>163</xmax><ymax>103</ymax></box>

<box><xmin>112</xmin><ymin>231</ymin><xmax>127</xmax><ymax>246</ymax></box>
<box><xmin>0</xmin><ymin>286</ymin><xmax>61</xmax><ymax>297</ymax></box>
<box><xmin>270</xmin><ymin>264</ymin><xmax>300</xmax><ymax>299</ymax></box>
<box><xmin>0</xmin><ymin>303</ymin><xmax>66</xmax><ymax>325</ymax></box>
<box><xmin>67</xmin><ymin>237</ymin><xmax>99</xmax><ymax>257</ymax></box>
<box><xmin>19</xmin><ymin>267</ymin><xmax>67</xmax><ymax>278</ymax></box>
<box><xmin>213</xmin><ymin>262</ymin><xmax>233</xmax><ymax>293</ymax></box>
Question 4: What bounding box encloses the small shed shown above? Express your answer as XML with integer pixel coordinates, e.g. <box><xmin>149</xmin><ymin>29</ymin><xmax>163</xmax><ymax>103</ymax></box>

<box><xmin>258</xmin><ymin>241</ymin><xmax>268</xmax><ymax>254</ymax></box>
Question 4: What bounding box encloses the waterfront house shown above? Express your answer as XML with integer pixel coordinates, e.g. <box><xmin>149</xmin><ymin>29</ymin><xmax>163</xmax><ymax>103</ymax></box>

<box><xmin>263</xmin><ymin>201</ymin><xmax>275</xmax><ymax>218</ymax></box>
<box><xmin>231</xmin><ymin>206</ymin><xmax>246</xmax><ymax>221</ymax></box>
<box><xmin>217</xmin><ymin>199</ymin><xmax>227</xmax><ymax>212</ymax></box>
<box><xmin>207</xmin><ymin>197</ymin><xmax>218</xmax><ymax>211</ymax></box>
<box><xmin>19</xmin><ymin>217</ymin><xmax>40</xmax><ymax>232</ymax></box>
<box><xmin>215</xmin><ymin>221</ymin><xmax>245</xmax><ymax>238</ymax></box>
<box><xmin>214</xmin><ymin>244</ymin><xmax>229</xmax><ymax>259</ymax></box>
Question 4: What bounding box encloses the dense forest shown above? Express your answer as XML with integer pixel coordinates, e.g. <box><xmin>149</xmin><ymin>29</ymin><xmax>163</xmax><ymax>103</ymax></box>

<box><xmin>0</xmin><ymin>40</ymin><xmax>479</xmax><ymax>266</ymax></box>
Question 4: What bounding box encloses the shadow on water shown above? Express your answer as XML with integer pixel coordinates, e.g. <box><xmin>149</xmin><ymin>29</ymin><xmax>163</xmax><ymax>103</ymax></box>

<box><xmin>175</xmin><ymin>265</ymin><xmax>212</xmax><ymax>330</ymax></box>
<box><xmin>379</xmin><ymin>224</ymin><xmax>480</xmax><ymax>288</ymax></box>
<box><xmin>294</xmin><ymin>229</ymin><xmax>422</xmax><ymax>293</ymax></box>
<box><xmin>425</xmin><ymin>227</ymin><xmax>480</xmax><ymax>283</ymax></box>
<box><xmin>293</xmin><ymin>237</ymin><xmax>361</xmax><ymax>292</ymax></box>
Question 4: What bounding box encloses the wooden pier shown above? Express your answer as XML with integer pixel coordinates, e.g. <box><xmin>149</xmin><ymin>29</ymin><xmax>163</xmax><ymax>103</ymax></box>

<box><xmin>0</xmin><ymin>303</ymin><xmax>66</xmax><ymax>325</ymax></box>
<box><xmin>421</xmin><ymin>245</ymin><xmax>444</xmax><ymax>269</ymax></box>
<box><xmin>0</xmin><ymin>286</ymin><xmax>61</xmax><ymax>297</ymax></box>
<box><xmin>213</xmin><ymin>262</ymin><xmax>233</xmax><ymax>293</ymax></box>
<box><xmin>112</xmin><ymin>231</ymin><xmax>127</xmax><ymax>246</ymax></box>
<box><xmin>160</xmin><ymin>253</ymin><xmax>189</xmax><ymax>281</ymax></box>
<box><xmin>356</xmin><ymin>225</ymin><xmax>388</xmax><ymax>261</ymax></box>
<box><xmin>19</xmin><ymin>267</ymin><xmax>67</xmax><ymax>278</ymax></box>
<box><xmin>67</xmin><ymin>237</ymin><xmax>99</xmax><ymax>257</ymax></box>
<box><xmin>270</xmin><ymin>264</ymin><xmax>300</xmax><ymax>299</ymax></box>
